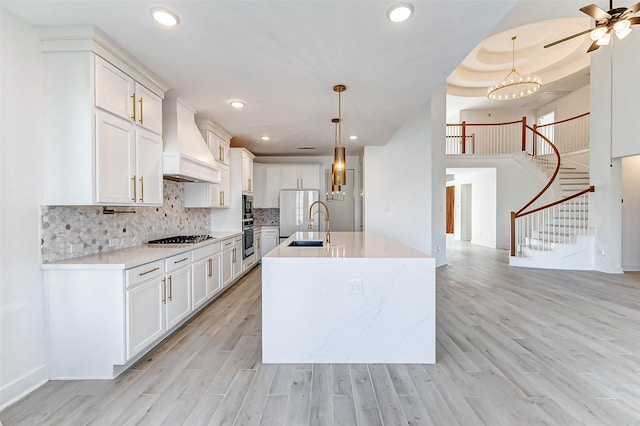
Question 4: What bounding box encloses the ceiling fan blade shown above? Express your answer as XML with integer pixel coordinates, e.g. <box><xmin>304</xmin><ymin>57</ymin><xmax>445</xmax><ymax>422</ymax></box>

<box><xmin>629</xmin><ymin>16</ymin><xmax>640</xmax><ymax>25</ymax></box>
<box><xmin>580</xmin><ymin>4</ymin><xmax>612</xmax><ymax>21</ymax></box>
<box><xmin>586</xmin><ymin>39</ymin><xmax>601</xmax><ymax>52</ymax></box>
<box><xmin>627</xmin><ymin>2</ymin><xmax>640</xmax><ymax>15</ymax></box>
<box><xmin>544</xmin><ymin>28</ymin><xmax>593</xmax><ymax>48</ymax></box>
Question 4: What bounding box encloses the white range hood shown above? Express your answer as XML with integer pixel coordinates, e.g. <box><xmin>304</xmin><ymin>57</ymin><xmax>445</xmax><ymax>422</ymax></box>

<box><xmin>162</xmin><ymin>94</ymin><xmax>219</xmax><ymax>183</ymax></box>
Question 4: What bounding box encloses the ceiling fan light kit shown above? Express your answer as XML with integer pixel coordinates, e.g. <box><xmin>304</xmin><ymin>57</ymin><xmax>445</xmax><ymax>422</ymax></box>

<box><xmin>487</xmin><ymin>36</ymin><xmax>541</xmax><ymax>101</ymax></box>
<box><xmin>544</xmin><ymin>1</ymin><xmax>640</xmax><ymax>52</ymax></box>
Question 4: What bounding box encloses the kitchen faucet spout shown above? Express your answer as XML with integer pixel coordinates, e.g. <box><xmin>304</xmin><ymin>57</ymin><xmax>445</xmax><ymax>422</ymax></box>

<box><xmin>308</xmin><ymin>200</ymin><xmax>331</xmax><ymax>243</ymax></box>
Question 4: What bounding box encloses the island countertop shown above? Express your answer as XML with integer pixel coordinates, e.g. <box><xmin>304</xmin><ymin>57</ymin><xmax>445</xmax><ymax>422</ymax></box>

<box><xmin>265</xmin><ymin>231</ymin><xmax>431</xmax><ymax>259</ymax></box>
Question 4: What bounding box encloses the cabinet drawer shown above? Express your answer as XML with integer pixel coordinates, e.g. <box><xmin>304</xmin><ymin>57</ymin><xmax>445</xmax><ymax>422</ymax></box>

<box><xmin>165</xmin><ymin>252</ymin><xmax>192</xmax><ymax>272</ymax></box>
<box><xmin>126</xmin><ymin>260</ymin><xmax>164</xmax><ymax>288</ymax></box>
<box><xmin>234</xmin><ymin>236</ymin><xmax>243</xmax><ymax>245</ymax></box>
<box><xmin>192</xmin><ymin>242</ymin><xmax>221</xmax><ymax>261</ymax></box>
<box><xmin>221</xmin><ymin>238</ymin><xmax>234</xmax><ymax>249</ymax></box>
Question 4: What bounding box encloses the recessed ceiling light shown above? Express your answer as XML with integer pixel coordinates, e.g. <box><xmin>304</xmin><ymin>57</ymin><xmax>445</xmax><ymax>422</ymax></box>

<box><xmin>151</xmin><ymin>8</ymin><xmax>179</xmax><ymax>27</ymax></box>
<box><xmin>261</xmin><ymin>136</ymin><xmax>270</xmax><ymax>141</ymax></box>
<box><xmin>387</xmin><ymin>3</ymin><xmax>414</xmax><ymax>23</ymax></box>
<box><xmin>230</xmin><ymin>101</ymin><xmax>245</xmax><ymax>109</ymax></box>
<box><xmin>349</xmin><ymin>135</ymin><xmax>358</xmax><ymax>141</ymax></box>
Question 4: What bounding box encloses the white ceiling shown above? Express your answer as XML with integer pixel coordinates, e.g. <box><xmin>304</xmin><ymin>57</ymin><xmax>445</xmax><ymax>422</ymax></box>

<box><xmin>3</xmin><ymin>0</ymin><xmax>600</xmax><ymax>157</ymax></box>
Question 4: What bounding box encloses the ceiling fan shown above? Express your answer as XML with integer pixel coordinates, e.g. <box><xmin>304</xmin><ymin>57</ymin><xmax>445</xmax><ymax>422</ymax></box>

<box><xmin>544</xmin><ymin>1</ymin><xmax>640</xmax><ymax>52</ymax></box>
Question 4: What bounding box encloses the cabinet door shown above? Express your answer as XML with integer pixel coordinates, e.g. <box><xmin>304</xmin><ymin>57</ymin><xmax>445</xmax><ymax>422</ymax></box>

<box><xmin>255</xmin><ymin>234</ymin><xmax>263</xmax><ymax>261</ymax></box>
<box><xmin>126</xmin><ymin>278</ymin><xmax>165</xmax><ymax>360</ymax></box>
<box><xmin>95</xmin><ymin>56</ymin><xmax>134</xmax><ymax>121</ymax></box>
<box><xmin>192</xmin><ymin>258</ymin><xmax>208</xmax><ymax>309</ymax></box>
<box><xmin>280</xmin><ymin>166</ymin><xmax>299</xmax><ymax>189</ymax></box>
<box><xmin>232</xmin><ymin>245</ymin><xmax>242</xmax><ymax>279</ymax></box>
<box><xmin>219</xmin><ymin>138</ymin><xmax>230</xmax><ymax>166</ymax></box>
<box><xmin>165</xmin><ymin>267</ymin><xmax>191</xmax><ymax>330</ymax></box>
<box><xmin>299</xmin><ymin>165</ymin><xmax>320</xmax><ymax>189</ymax></box>
<box><xmin>219</xmin><ymin>166</ymin><xmax>230</xmax><ymax>208</ymax></box>
<box><xmin>136</xmin><ymin>127</ymin><xmax>163</xmax><ymax>205</ymax></box>
<box><xmin>95</xmin><ymin>110</ymin><xmax>136</xmax><ymax>204</ymax></box>
<box><xmin>262</xmin><ymin>229</ymin><xmax>279</xmax><ymax>257</ymax></box>
<box><xmin>265</xmin><ymin>166</ymin><xmax>282</xmax><ymax>208</ymax></box>
<box><xmin>134</xmin><ymin>83</ymin><xmax>162</xmax><ymax>135</ymax></box>
<box><xmin>243</xmin><ymin>154</ymin><xmax>253</xmax><ymax>193</ymax></box>
<box><xmin>253</xmin><ymin>164</ymin><xmax>265</xmax><ymax>208</ymax></box>
<box><xmin>221</xmin><ymin>246</ymin><xmax>233</xmax><ymax>287</ymax></box>
<box><xmin>207</xmin><ymin>254</ymin><xmax>222</xmax><ymax>298</ymax></box>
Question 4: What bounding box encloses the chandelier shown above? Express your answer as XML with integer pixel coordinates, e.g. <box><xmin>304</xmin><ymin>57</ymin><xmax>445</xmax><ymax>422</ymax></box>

<box><xmin>487</xmin><ymin>36</ymin><xmax>541</xmax><ymax>101</ymax></box>
<box><xmin>331</xmin><ymin>84</ymin><xmax>347</xmax><ymax>188</ymax></box>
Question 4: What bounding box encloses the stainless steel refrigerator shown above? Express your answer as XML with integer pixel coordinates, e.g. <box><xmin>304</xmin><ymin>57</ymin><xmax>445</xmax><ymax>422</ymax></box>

<box><xmin>279</xmin><ymin>189</ymin><xmax>322</xmax><ymax>243</ymax></box>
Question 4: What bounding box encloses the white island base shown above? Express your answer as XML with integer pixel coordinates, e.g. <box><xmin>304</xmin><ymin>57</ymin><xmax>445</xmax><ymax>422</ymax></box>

<box><xmin>262</xmin><ymin>232</ymin><xmax>435</xmax><ymax>364</ymax></box>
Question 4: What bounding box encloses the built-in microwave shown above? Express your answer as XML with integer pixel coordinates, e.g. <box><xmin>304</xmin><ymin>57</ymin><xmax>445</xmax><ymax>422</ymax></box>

<box><xmin>243</xmin><ymin>195</ymin><xmax>253</xmax><ymax>220</ymax></box>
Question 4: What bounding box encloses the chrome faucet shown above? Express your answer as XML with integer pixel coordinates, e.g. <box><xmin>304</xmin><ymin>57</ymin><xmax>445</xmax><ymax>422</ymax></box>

<box><xmin>308</xmin><ymin>200</ymin><xmax>331</xmax><ymax>243</ymax></box>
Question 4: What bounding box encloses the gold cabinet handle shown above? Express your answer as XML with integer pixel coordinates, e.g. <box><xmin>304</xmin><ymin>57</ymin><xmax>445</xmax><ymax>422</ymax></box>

<box><xmin>168</xmin><ymin>275</ymin><xmax>173</xmax><ymax>301</ymax></box>
<box><xmin>248</xmin><ymin>178</ymin><xmax>252</xmax><ymax>191</ymax></box>
<box><xmin>219</xmin><ymin>145</ymin><xmax>223</xmax><ymax>162</ymax></box>
<box><xmin>162</xmin><ymin>277</ymin><xmax>166</xmax><ymax>304</ymax></box>
<box><xmin>131</xmin><ymin>93</ymin><xmax>136</xmax><ymax>121</ymax></box>
<box><xmin>138</xmin><ymin>97</ymin><xmax>143</xmax><ymax>125</ymax></box>
<box><xmin>139</xmin><ymin>266</ymin><xmax>159</xmax><ymax>276</ymax></box>
<box><xmin>219</xmin><ymin>191</ymin><xmax>223</xmax><ymax>206</ymax></box>
<box><xmin>224</xmin><ymin>241</ymin><xmax>232</xmax><ymax>247</ymax></box>
<box><xmin>131</xmin><ymin>175</ymin><xmax>137</xmax><ymax>202</ymax></box>
<box><xmin>208</xmin><ymin>258</ymin><xmax>213</xmax><ymax>277</ymax></box>
<box><xmin>174</xmin><ymin>257</ymin><xmax>189</xmax><ymax>264</ymax></box>
<box><xmin>139</xmin><ymin>176</ymin><xmax>144</xmax><ymax>203</ymax></box>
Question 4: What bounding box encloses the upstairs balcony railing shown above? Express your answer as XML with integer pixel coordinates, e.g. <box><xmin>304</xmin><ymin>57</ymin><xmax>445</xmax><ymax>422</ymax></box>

<box><xmin>446</xmin><ymin>113</ymin><xmax>593</xmax><ymax>258</ymax></box>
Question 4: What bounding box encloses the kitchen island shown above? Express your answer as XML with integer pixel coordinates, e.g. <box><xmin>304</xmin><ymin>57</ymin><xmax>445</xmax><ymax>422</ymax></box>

<box><xmin>262</xmin><ymin>232</ymin><xmax>435</xmax><ymax>364</ymax></box>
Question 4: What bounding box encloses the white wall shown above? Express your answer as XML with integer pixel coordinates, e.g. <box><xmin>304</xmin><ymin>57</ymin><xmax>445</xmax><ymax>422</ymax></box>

<box><xmin>536</xmin><ymin>84</ymin><xmax>590</xmax><ymax>121</ymax></box>
<box><xmin>460</xmin><ymin>108</ymin><xmax>535</xmax><ymax>127</ymax></box>
<box><xmin>622</xmin><ymin>155</ymin><xmax>640</xmax><ymax>271</ymax></box>
<box><xmin>612</xmin><ymin>33</ymin><xmax>640</xmax><ymax>158</ymax></box>
<box><xmin>363</xmin><ymin>89</ymin><xmax>447</xmax><ymax>267</ymax></box>
<box><xmin>1</xmin><ymin>9</ymin><xmax>49</xmax><ymax>409</ymax></box>
<box><xmin>452</xmin><ymin>169</ymin><xmax>497</xmax><ymax>248</ymax></box>
<box><xmin>590</xmin><ymin>45</ymin><xmax>623</xmax><ymax>274</ymax></box>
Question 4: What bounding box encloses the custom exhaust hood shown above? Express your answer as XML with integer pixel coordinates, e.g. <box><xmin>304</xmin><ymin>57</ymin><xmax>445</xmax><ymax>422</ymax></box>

<box><xmin>162</xmin><ymin>93</ymin><xmax>219</xmax><ymax>183</ymax></box>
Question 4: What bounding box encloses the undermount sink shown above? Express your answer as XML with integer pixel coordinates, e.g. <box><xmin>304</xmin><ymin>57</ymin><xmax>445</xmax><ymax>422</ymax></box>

<box><xmin>289</xmin><ymin>240</ymin><xmax>324</xmax><ymax>247</ymax></box>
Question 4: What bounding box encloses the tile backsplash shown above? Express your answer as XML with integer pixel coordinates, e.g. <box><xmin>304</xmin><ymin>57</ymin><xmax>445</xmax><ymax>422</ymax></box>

<box><xmin>41</xmin><ymin>181</ymin><xmax>210</xmax><ymax>262</ymax></box>
<box><xmin>254</xmin><ymin>208</ymin><xmax>279</xmax><ymax>226</ymax></box>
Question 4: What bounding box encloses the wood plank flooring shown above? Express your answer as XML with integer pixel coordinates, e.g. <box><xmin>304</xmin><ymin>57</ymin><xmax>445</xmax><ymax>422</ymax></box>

<box><xmin>3</xmin><ymin>239</ymin><xmax>640</xmax><ymax>425</ymax></box>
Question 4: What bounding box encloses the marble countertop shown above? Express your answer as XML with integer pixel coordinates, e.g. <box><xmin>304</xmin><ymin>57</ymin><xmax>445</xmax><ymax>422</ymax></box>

<box><xmin>42</xmin><ymin>231</ymin><xmax>242</xmax><ymax>270</ymax></box>
<box><xmin>264</xmin><ymin>232</ymin><xmax>430</xmax><ymax>259</ymax></box>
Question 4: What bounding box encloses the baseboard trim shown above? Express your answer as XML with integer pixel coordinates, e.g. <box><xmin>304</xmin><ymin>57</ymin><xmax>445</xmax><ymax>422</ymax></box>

<box><xmin>0</xmin><ymin>365</ymin><xmax>48</xmax><ymax>412</ymax></box>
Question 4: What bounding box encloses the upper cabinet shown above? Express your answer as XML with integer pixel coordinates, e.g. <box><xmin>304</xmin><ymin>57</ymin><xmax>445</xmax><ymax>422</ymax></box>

<box><xmin>281</xmin><ymin>165</ymin><xmax>320</xmax><ymax>189</ymax></box>
<box><xmin>253</xmin><ymin>164</ymin><xmax>282</xmax><ymax>209</ymax></box>
<box><xmin>242</xmin><ymin>152</ymin><xmax>254</xmax><ymax>193</ymax></box>
<box><xmin>42</xmin><ymin>39</ymin><xmax>166</xmax><ymax>206</ymax></box>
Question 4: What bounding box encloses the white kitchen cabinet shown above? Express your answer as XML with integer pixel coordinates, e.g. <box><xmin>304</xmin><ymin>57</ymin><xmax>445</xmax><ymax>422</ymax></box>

<box><xmin>207</xmin><ymin>254</ymin><xmax>222</xmax><ymax>297</ymax></box>
<box><xmin>183</xmin><ymin>164</ymin><xmax>229</xmax><ymax>208</ymax></box>
<box><xmin>281</xmin><ymin>165</ymin><xmax>320</xmax><ymax>190</ymax></box>
<box><xmin>221</xmin><ymin>237</ymin><xmax>235</xmax><ymax>287</ymax></box>
<box><xmin>232</xmin><ymin>236</ymin><xmax>243</xmax><ymax>279</ymax></box>
<box><xmin>192</xmin><ymin>243</ymin><xmax>222</xmax><ymax>309</ymax></box>
<box><xmin>200</xmin><ymin>129</ymin><xmax>230</xmax><ymax>166</ymax></box>
<box><xmin>126</xmin><ymin>276</ymin><xmax>165</xmax><ymax>360</ymax></box>
<box><xmin>253</xmin><ymin>164</ymin><xmax>282</xmax><ymax>208</ymax></box>
<box><xmin>165</xmin><ymin>253</ymin><xmax>192</xmax><ymax>330</ymax></box>
<box><xmin>191</xmin><ymin>257</ymin><xmax>209</xmax><ymax>309</ymax></box>
<box><xmin>242</xmin><ymin>151</ymin><xmax>255</xmax><ymax>193</ymax></box>
<box><xmin>43</xmin><ymin>51</ymin><xmax>164</xmax><ymax>206</ymax></box>
<box><xmin>261</xmin><ymin>227</ymin><xmax>279</xmax><ymax>257</ymax></box>
<box><xmin>255</xmin><ymin>232</ymin><xmax>263</xmax><ymax>261</ymax></box>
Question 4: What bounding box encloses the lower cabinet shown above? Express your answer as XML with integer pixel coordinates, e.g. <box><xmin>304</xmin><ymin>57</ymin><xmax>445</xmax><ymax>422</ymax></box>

<box><xmin>45</xmin><ymin>233</ymin><xmax>245</xmax><ymax>379</ymax></box>
<box><xmin>261</xmin><ymin>227</ymin><xmax>279</xmax><ymax>257</ymax></box>
<box><xmin>164</xmin><ymin>265</ymin><xmax>191</xmax><ymax>330</ymax></box>
<box><xmin>125</xmin><ymin>277</ymin><xmax>165</xmax><ymax>360</ymax></box>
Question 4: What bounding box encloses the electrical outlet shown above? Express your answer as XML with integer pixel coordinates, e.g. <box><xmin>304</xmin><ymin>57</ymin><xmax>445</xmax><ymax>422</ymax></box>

<box><xmin>109</xmin><ymin>238</ymin><xmax>122</xmax><ymax>247</ymax></box>
<box><xmin>349</xmin><ymin>279</ymin><xmax>363</xmax><ymax>295</ymax></box>
<box><xmin>69</xmin><ymin>243</ymin><xmax>84</xmax><ymax>253</ymax></box>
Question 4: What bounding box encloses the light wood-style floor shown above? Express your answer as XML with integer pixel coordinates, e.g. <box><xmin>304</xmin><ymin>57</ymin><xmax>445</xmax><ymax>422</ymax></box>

<box><xmin>3</xmin><ymin>240</ymin><xmax>640</xmax><ymax>425</ymax></box>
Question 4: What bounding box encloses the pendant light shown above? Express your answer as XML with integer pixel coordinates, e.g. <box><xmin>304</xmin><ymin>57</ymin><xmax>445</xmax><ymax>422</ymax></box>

<box><xmin>487</xmin><ymin>36</ymin><xmax>541</xmax><ymax>101</ymax></box>
<box><xmin>331</xmin><ymin>84</ymin><xmax>347</xmax><ymax>188</ymax></box>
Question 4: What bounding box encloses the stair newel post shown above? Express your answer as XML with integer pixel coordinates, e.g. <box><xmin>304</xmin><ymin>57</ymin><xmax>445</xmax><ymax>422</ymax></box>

<box><xmin>461</xmin><ymin>121</ymin><xmax>466</xmax><ymax>154</ymax></box>
<box><xmin>510</xmin><ymin>211</ymin><xmax>516</xmax><ymax>257</ymax></box>
<box><xmin>532</xmin><ymin>123</ymin><xmax>538</xmax><ymax>156</ymax></box>
<box><xmin>521</xmin><ymin>116</ymin><xmax>527</xmax><ymax>152</ymax></box>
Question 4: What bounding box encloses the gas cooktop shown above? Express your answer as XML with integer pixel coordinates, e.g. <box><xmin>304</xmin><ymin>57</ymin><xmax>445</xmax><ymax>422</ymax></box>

<box><xmin>147</xmin><ymin>235</ymin><xmax>213</xmax><ymax>244</ymax></box>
